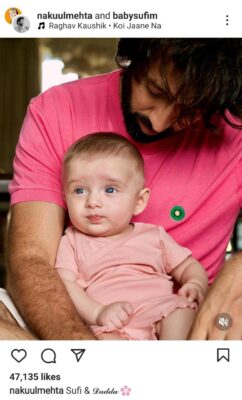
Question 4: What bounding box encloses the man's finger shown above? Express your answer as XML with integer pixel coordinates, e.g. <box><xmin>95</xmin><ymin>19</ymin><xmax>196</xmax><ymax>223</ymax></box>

<box><xmin>188</xmin><ymin>325</ymin><xmax>208</xmax><ymax>339</ymax></box>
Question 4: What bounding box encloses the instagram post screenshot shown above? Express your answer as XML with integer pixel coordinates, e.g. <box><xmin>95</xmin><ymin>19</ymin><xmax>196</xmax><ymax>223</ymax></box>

<box><xmin>0</xmin><ymin>0</ymin><xmax>242</xmax><ymax>398</ymax></box>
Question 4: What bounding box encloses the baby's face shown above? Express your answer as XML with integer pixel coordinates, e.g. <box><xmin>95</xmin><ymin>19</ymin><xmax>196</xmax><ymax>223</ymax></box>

<box><xmin>9</xmin><ymin>9</ymin><xmax>18</xmax><ymax>20</ymax></box>
<box><xmin>64</xmin><ymin>155</ymin><xmax>146</xmax><ymax>238</ymax></box>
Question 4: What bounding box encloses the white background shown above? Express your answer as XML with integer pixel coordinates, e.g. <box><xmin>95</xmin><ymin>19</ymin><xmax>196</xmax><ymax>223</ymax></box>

<box><xmin>0</xmin><ymin>0</ymin><xmax>241</xmax><ymax>37</ymax></box>
<box><xmin>1</xmin><ymin>1</ymin><xmax>242</xmax><ymax>399</ymax></box>
<box><xmin>1</xmin><ymin>341</ymin><xmax>240</xmax><ymax>399</ymax></box>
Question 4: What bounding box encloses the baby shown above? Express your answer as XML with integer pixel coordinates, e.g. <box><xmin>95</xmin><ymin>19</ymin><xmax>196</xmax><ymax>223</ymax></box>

<box><xmin>55</xmin><ymin>132</ymin><xmax>208</xmax><ymax>340</ymax></box>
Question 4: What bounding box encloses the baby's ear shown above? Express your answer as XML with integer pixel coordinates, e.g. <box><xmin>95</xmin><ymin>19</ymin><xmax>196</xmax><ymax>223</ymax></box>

<box><xmin>133</xmin><ymin>188</ymin><xmax>150</xmax><ymax>216</ymax></box>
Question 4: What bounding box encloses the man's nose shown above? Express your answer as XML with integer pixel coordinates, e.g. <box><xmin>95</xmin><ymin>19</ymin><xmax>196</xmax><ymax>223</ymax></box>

<box><xmin>86</xmin><ymin>191</ymin><xmax>102</xmax><ymax>208</ymax></box>
<box><xmin>149</xmin><ymin>104</ymin><xmax>176</xmax><ymax>132</ymax></box>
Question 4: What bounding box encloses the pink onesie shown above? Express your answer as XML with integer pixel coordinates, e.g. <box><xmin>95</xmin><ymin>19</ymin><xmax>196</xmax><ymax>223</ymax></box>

<box><xmin>55</xmin><ymin>223</ymin><xmax>196</xmax><ymax>340</ymax></box>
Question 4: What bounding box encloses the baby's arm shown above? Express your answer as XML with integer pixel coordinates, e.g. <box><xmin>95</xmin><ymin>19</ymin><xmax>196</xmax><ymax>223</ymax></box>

<box><xmin>171</xmin><ymin>256</ymin><xmax>208</xmax><ymax>305</ymax></box>
<box><xmin>57</xmin><ymin>269</ymin><xmax>132</xmax><ymax>329</ymax></box>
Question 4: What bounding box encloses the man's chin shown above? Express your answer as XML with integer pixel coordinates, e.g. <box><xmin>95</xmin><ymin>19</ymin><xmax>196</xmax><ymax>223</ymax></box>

<box><xmin>127</xmin><ymin>126</ymin><xmax>174</xmax><ymax>143</ymax></box>
<box><xmin>138</xmin><ymin>123</ymin><xmax>160</xmax><ymax>137</ymax></box>
<box><xmin>138</xmin><ymin>123</ymin><xmax>174</xmax><ymax>139</ymax></box>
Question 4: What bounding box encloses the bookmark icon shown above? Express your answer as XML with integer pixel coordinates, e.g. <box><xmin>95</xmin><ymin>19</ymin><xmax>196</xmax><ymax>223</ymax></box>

<box><xmin>71</xmin><ymin>349</ymin><xmax>86</xmax><ymax>362</ymax></box>
<box><xmin>217</xmin><ymin>348</ymin><xmax>230</xmax><ymax>362</ymax></box>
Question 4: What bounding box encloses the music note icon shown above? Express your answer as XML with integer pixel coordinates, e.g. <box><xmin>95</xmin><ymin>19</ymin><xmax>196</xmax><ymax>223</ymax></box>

<box><xmin>38</xmin><ymin>22</ymin><xmax>45</xmax><ymax>29</ymax></box>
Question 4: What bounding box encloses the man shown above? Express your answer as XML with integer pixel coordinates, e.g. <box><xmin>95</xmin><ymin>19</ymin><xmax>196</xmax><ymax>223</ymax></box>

<box><xmin>14</xmin><ymin>16</ymin><xmax>29</xmax><ymax>33</ymax></box>
<box><xmin>1</xmin><ymin>39</ymin><xmax>242</xmax><ymax>339</ymax></box>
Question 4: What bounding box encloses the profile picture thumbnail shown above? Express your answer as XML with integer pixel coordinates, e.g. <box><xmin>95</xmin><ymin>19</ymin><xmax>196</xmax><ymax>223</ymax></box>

<box><xmin>13</xmin><ymin>15</ymin><xmax>30</xmax><ymax>33</ymax></box>
<box><xmin>4</xmin><ymin>7</ymin><xmax>22</xmax><ymax>24</ymax></box>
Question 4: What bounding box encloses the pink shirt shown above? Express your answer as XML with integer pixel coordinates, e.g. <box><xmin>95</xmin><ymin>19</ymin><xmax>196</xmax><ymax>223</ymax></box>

<box><xmin>9</xmin><ymin>70</ymin><xmax>242</xmax><ymax>283</ymax></box>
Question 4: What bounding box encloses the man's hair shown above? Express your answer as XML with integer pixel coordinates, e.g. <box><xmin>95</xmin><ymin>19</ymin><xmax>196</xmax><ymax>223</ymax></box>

<box><xmin>16</xmin><ymin>16</ymin><xmax>24</xmax><ymax>24</ymax></box>
<box><xmin>63</xmin><ymin>132</ymin><xmax>144</xmax><ymax>176</ymax></box>
<box><xmin>116</xmin><ymin>39</ymin><xmax>242</xmax><ymax>130</ymax></box>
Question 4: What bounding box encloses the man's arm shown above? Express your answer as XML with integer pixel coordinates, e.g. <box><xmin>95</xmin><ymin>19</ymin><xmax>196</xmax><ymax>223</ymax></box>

<box><xmin>7</xmin><ymin>202</ymin><xmax>95</xmax><ymax>340</ymax></box>
<box><xmin>189</xmin><ymin>253</ymin><xmax>242</xmax><ymax>339</ymax></box>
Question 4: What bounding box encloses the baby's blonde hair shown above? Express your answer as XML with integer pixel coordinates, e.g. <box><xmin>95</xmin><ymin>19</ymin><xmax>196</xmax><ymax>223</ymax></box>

<box><xmin>63</xmin><ymin>132</ymin><xmax>145</xmax><ymax>182</ymax></box>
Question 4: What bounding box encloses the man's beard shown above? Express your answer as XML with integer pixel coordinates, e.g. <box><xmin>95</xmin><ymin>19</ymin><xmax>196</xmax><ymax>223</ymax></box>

<box><xmin>121</xmin><ymin>70</ymin><xmax>175</xmax><ymax>143</ymax></box>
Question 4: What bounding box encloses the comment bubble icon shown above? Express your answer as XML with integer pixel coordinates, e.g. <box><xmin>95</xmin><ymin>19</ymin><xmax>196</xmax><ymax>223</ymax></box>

<box><xmin>41</xmin><ymin>348</ymin><xmax>56</xmax><ymax>364</ymax></box>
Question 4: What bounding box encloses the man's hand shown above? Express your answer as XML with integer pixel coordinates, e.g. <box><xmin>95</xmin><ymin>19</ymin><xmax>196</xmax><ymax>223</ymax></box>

<box><xmin>189</xmin><ymin>253</ymin><xmax>242</xmax><ymax>339</ymax></box>
<box><xmin>178</xmin><ymin>281</ymin><xmax>205</xmax><ymax>305</ymax></box>
<box><xmin>96</xmin><ymin>302</ymin><xmax>133</xmax><ymax>331</ymax></box>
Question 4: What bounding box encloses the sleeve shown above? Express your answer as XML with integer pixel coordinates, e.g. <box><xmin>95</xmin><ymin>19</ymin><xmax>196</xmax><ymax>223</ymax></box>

<box><xmin>159</xmin><ymin>227</ymin><xmax>192</xmax><ymax>274</ymax></box>
<box><xmin>236</xmin><ymin>158</ymin><xmax>242</xmax><ymax>208</ymax></box>
<box><xmin>225</xmin><ymin>120</ymin><xmax>242</xmax><ymax>209</ymax></box>
<box><xmin>55</xmin><ymin>231</ymin><xmax>78</xmax><ymax>275</ymax></box>
<box><xmin>9</xmin><ymin>89</ymin><xmax>67</xmax><ymax>208</ymax></box>
<box><xmin>55</xmin><ymin>228</ymin><xmax>87</xmax><ymax>289</ymax></box>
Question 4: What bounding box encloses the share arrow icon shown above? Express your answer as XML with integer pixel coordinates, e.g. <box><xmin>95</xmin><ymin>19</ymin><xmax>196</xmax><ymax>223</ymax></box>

<box><xmin>71</xmin><ymin>349</ymin><xmax>86</xmax><ymax>362</ymax></box>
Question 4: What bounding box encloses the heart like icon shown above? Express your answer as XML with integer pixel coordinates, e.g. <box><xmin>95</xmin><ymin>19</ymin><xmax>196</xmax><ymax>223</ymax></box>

<box><xmin>11</xmin><ymin>349</ymin><xmax>27</xmax><ymax>363</ymax></box>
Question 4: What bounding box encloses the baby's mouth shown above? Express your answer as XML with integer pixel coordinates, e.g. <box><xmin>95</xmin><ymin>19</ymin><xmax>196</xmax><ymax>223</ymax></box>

<box><xmin>87</xmin><ymin>215</ymin><xmax>104</xmax><ymax>223</ymax></box>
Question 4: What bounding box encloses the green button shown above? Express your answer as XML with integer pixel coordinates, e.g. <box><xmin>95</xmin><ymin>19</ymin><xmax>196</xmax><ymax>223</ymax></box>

<box><xmin>170</xmin><ymin>206</ymin><xmax>185</xmax><ymax>221</ymax></box>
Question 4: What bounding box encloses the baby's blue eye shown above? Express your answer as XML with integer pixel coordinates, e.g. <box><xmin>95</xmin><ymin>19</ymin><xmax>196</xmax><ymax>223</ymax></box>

<box><xmin>75</xmin><ymin>187</ymin><xmax>86</xmax><ymax>195</ymax></box>
<box><xmin>105</xmin><ymin>187</ymin><xmax>117</xmax><ymax>194</ymax></box>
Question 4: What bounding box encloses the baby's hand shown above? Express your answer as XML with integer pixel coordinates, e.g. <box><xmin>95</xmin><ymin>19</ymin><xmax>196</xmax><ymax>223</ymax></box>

<box><xmin>96</xmin><ymin>302</ymin><xmax>133</xmax><ymax>330</ymax></box>
<box><xmin>178</xmin><ymin>281</ymin><xmax>206</xmax><ymax>305</ymax></box>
